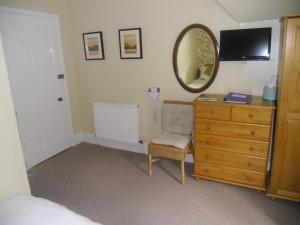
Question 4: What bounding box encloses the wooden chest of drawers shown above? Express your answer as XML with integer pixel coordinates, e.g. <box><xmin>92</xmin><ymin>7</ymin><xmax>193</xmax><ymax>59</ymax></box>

<box><xmin>193</xmin><ymin>94</ymin><xmax>275</xmax><ymax>190</ymax></box>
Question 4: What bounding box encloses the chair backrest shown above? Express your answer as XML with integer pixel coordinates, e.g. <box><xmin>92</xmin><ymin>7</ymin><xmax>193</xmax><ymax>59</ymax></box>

<box><xmin>162</xmin><ymin>101</ymin><xmax>194</xmax><ymax>135</ymax></box>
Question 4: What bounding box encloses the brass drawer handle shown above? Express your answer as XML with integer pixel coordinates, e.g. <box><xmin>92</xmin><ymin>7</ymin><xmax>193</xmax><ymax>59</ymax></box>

<box><xmin>209</xmin><ymin>110</ymin><xmax>214</xmax><ymax>115</ymax></box>
<box><xmin>248</xmin><ymin>113</ymin><xmax>254</xmax><ymax>118</ymax></box>
<box><xmin>250</xmin><ymin>130</ymin><xmax>256</xmax><ymax>136</ymax></box>
<box><xmin>249</xmin><ymin>146</ymin><xmax>254</xmax><ymax>152</ymax></box>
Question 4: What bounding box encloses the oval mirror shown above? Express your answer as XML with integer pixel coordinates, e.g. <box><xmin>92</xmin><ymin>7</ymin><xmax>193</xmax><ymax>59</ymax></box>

<box><xmin>173</xmin><ymin>24</ymin><xmax>219</xmax><ymax>93</ymax></box>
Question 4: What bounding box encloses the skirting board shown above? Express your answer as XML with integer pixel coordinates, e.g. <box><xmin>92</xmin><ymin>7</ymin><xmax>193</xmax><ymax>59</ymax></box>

<box><xmin>73</xmin><ymin>133</ymin><xmax>143</xmax><ymax>154</ymax></box>
<box><xmin>72</xmin><ymin>132</ymin><xmax>96</xmax><ymax>146</ymax></box>
<box><xmin>72</xmin><ymin>132</ymin><xmax>193</xmax><ymax>163</ymax></box>
<box><xmin>97</xmin><ymin>137</ymin><xmax>143</xmax><ymax>154</ymax></box>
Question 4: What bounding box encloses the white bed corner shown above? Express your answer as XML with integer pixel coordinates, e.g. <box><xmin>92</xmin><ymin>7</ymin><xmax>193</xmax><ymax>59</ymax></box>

<box><xmin>0</xmin><ymin>195</ymin><xmax>101</xmax><ymax>225</ymax></box>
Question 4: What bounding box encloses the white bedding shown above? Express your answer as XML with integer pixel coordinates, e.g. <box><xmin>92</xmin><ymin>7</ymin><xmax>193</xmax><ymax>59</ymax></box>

<box><xmin>187</xmin><ymin>78</ymin><xmax>207</xmax><ymax>88</ymax></box>
<box><xmin>0</xmin><ymin>195</ymin><xmax>101</xmax><ymax>225</ymax></box>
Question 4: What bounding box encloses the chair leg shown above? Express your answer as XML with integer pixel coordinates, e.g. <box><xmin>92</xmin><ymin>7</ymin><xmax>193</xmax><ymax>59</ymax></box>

<box><xmin>148</xmin><ymin>154</ymin><xmax>152</xmax><ymax>177</ymax></box>
<box><xmin>181</xmin><ymin>160</ymin><xmax>185</xmax><ymax>185</ymax></box>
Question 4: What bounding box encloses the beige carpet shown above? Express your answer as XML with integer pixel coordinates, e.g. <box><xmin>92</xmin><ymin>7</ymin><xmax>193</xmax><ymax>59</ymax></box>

<box><xmin>29</xmin><ymin>143</ymin><xmax>300</xmax><ymax>225</ymax></box>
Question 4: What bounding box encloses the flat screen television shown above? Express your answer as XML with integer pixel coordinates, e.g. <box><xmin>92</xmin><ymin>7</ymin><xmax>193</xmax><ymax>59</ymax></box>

<box><xmin>219</xmin><ymin>27</ymin><xmax>271</xmax><ymax>61</ymax></box>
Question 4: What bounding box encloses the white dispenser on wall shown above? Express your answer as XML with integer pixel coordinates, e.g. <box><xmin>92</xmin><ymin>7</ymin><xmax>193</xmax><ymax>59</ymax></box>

<box><xmin>148</xmin><ymin>87</ymin><xmax>160</xmax><ymax>101</ymax></box>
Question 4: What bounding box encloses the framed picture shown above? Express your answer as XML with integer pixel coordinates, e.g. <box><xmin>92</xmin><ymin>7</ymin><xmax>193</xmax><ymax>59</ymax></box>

<box><xmin>83</xmin><ymin>31</ymin><xmax>105</xmax><ymax>60</ymax></box>
<box><xmin>118</xmin><ymin>28</ymin><xmax>143</xmax><ymax>59</ymax></box>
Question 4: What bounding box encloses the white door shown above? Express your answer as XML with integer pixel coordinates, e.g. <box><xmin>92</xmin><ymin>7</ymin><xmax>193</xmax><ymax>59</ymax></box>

<box><xmin>0</xmin><ymin>7</ymin><xmax>73</xmax><ymax>168</ymax></box>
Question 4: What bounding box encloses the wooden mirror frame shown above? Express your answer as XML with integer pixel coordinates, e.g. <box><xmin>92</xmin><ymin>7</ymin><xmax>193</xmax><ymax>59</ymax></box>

<box><xmin>173</xmin><ymin>24</ymin><xmax>219</xmax><ymax>93</ymax></box>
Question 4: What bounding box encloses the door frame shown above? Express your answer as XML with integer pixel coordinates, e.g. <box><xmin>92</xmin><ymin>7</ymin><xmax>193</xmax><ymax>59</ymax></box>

<box><xmin>0</xmin><ymin>6</ymin><xmax>74</xmax><ymax>162</ymax></box>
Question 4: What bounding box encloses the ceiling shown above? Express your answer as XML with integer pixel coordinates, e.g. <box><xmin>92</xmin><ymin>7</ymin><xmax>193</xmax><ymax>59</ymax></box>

<box><xmin>215</xmin><ymin>0</ymin><xmax>300</xmax><ymax>22</ymax></box>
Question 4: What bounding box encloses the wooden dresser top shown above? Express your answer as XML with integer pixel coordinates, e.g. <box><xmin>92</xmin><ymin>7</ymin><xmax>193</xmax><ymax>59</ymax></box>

<box><xmin>194</xmin><ymin>94</ymin><xmax>276</xmax><ymax>109</ymax></box>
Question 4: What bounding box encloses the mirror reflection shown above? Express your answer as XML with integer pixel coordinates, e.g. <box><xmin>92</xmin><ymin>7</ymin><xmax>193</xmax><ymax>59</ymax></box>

<box><xmin>173</xmin><ymin>24</ymin><xmax>219</xmax><ymax>93</ymax></box>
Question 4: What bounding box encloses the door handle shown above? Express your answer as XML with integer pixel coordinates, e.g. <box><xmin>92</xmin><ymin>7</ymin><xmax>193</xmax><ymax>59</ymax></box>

<box><xmin>58</xmin><ymin>97</ymin><xmax>63</xmax><ymax>102</ymax></box>
<box><xmin>57</xmin><ymin>74</ymin><xmax>64</xmax><ymax>79</ymax></box>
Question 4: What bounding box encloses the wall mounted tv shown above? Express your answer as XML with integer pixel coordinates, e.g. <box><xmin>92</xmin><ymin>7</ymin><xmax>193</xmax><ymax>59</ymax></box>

<box><xmin>219</xmin><ymin>27</ymin><xmax>271</xmax><ymax>61</ymax></box>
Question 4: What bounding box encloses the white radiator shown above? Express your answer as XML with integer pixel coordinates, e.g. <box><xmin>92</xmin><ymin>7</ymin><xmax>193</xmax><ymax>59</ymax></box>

<box><xmin>93</xmin><ymin>102</ymin><xmax>141</xmax><ymax>144</ymax></box>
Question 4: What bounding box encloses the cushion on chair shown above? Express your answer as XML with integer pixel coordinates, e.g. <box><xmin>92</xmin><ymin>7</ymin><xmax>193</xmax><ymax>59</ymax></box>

<box><xmin>162</xmin><ymin>104</ymin><xmax>193</xmax><ymax>135</ymax></box>
<box><xmin>151</xmin><ymin>132</ymin><xmax>192</xmax><ymax>149</ymax></box>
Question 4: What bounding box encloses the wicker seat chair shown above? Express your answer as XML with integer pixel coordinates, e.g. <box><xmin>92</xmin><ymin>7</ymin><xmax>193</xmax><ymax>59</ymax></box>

<box><xmin>148</xmin><ymin>100</ymin><xmax>194</xmax><ymax>185</ymax></box>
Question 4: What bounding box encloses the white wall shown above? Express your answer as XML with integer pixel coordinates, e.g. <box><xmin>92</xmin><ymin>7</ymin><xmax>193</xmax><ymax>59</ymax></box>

<box><xmin>0</xmin><ymin>35</ymin><xmax>30</xmax><ymax>202</ymax></box>
<box><xmin>67</xmin><ymin>0</ymin><xmax>280</xmax><ymax>141</ymax></box>
<box><xmin>213</xmin><ymin>19</ymin><xmax>280</xmax><ymax>95</ymax></box>
<box><xmin>0</xmin><ymin>0</ymin><xmax>281</xmax><ymax>143</ymax></box>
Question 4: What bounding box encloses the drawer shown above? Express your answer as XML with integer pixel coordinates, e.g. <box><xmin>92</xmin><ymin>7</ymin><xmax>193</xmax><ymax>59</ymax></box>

<box><xmin>195</xmin><ymin>103</ymin><xmax>231</xmax><ymax>120</ymax></box>
<box><xmin>196</xmin><ymin>119</ymin><xmax>271</xmax><ymax>141</ymax></box>
<box><xmin>231</xmin><ymin>106</ymin><xmax>272</xmax><ymax>125</ymax></box>
<box><xmin>195</xmin><ymin>149</ymin><xmax>267</xmax><ymax>172</ymax></box>
<box><xmin>194</xmin><ymin>162</ymin><xmax>266</xmax><ymax>188</ymax></box>
<box><xmin>195</xmin><ymin>134</ymin><xmax>269</xmax><ymax>157</ymax></box>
